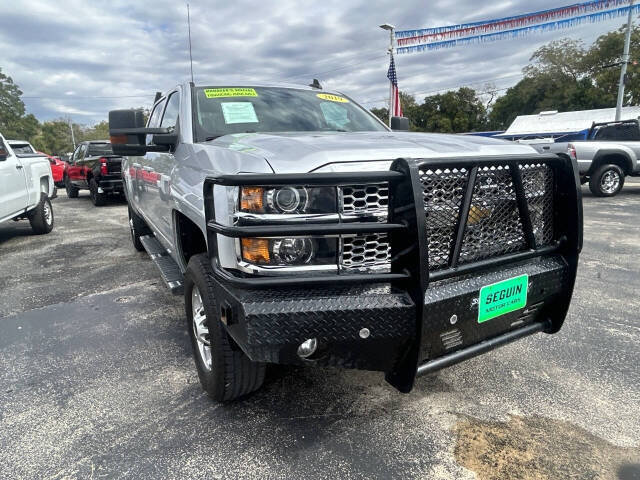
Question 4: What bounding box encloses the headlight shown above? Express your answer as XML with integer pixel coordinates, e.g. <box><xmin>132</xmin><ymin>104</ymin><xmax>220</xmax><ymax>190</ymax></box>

<box><xmin>241</xmin><ymin>237</ymin><xmax>337</xmax><ymax>266</ymax></box>
<box><xmin>232</xmin><ymin>182</ymin><xmax>390</xmax><ymax>273</ymax></box>
<box><xmin>239</xmin><ymin>186</ymin><xmax>336</xmax><ymax>214</ymax></box>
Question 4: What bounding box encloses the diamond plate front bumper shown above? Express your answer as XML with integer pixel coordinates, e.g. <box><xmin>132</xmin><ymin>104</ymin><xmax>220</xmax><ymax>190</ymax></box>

<box><xmin>213</xmin><ymin>282</ymin><xmax>416</xmax><ymax>372</ymax></box>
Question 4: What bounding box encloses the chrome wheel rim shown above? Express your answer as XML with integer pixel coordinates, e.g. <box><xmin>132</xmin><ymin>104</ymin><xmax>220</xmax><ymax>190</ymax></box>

<box><xmin>43</xmin><ymin>202</ymin><xmax>52</xmax><ymax>225</ymax></box>
<box><xmin>600</xmin><ymin>170</ymin><xmax>620</xmax><ymax>194</ymax></box>
<box><xmin>192</xmin><ymin>286</ymin><xmax>212</xmax><ymax>370</ymax></box>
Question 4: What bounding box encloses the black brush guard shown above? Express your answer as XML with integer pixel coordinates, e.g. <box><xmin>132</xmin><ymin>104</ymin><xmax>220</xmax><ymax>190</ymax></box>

<box><xmin>203</xmin><ymin>155</ymin><xmax>582</xmax><ymax>393</ymax></box>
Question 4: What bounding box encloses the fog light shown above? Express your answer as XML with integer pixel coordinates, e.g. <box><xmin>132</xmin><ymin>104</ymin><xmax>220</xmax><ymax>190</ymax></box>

<box><xmin>297</xmin><ymin>338</ymin><xmax>318</xmax><ymax>359</ymax></box>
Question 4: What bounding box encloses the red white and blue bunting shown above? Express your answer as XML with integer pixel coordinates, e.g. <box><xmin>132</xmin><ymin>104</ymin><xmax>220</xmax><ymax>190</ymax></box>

<box><xmin>396</xmin><ymin>1</ymin><xmax>640</xmax><ymax>54</ymax></box>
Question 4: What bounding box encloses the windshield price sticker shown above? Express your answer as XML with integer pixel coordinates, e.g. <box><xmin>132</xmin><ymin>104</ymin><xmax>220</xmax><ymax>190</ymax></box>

<box><xmin>221</xmin><ymin>102</ymin><xmax>259</xmax><ymax>124</ymax></box>
<box><xmin>204</xmin><ymin>88</ymin><xmax>258</xmax><ymax>98</ymax></box>
<box><xmin>478</xmin><ymin>274</ymin><xmax>528</xmax><ymax>323</ymax></box>
<box><xmin>316</xmin><ymin>93</ymin><xmax>349</xmax><ymax>103</ymax></box>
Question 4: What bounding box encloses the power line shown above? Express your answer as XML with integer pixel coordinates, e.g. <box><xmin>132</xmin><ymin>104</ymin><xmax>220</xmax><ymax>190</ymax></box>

<box><xmin>276</xmin><ymin>53</ymin><xmax>387</xmax><ymax>82</ymax></box>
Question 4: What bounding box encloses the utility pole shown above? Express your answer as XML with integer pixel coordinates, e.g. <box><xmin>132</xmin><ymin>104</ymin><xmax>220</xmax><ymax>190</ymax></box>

<box><xmin>616</xmin><ymin>0</ymin><xmax>635</xmax><ymax>121</ymax></box>
<box><xmin>380</xmin><ymin>23</ymin><xmax>395</xmax><ymax>126</ymax></box>
<box><xmin>68</xmin><ymin>118</ymin><xmax>76</xmax><ymax>150</ymax></box>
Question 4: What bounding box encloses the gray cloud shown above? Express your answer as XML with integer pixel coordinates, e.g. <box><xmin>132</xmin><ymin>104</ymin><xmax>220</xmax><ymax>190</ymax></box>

<box><xmin>0</xmin><ymin>0</ymin><xmax>630</xmax><ymax>124</ymax></box>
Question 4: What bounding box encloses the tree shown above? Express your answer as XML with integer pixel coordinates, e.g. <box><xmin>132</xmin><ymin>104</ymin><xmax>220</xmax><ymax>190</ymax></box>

<box><xmin>489</xmin><ymin>27</ymin><xmax>640</xmax><ymax>129</ymax></box>
<box><xmin>411</xmin><ymin>87</ymin><xmax>488</xmax><ymax>133</ymax></box>
<box><xmin>0</xmin><ymin>68</ymin><xmax>27</xmax><ymax>135</ymax></box>
<box><xmin>370</xmin><ymin>107</ymin><xmax>388</xmax><ymax>123</ymax></box>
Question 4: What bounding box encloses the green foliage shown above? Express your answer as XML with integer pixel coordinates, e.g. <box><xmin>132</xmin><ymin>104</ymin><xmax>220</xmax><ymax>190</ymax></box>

<box><xmin>490</xmin><ymin>26</ymin><xmax>640</xmax><ymax>129</ymax></box>
<box><xmin>370</xmin><ymin>106</ymin><xmax>388</xmax><ymax>123</ymax></box>
<box><xmin>409</xmin><ymin>88</ymin><xmax>488</xmax><ymax>133</ymax></box>
<box><xmin>0</xmin><ymin>68</ymin><xmax>27</xmax><ymax>136</ymax></box>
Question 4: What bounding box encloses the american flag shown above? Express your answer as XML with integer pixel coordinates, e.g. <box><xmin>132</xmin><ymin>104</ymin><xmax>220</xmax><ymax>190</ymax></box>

<box><xmin>387</xmin><ymin>54</ymin><xmax>402</xmax><ymax>117</ymax></box>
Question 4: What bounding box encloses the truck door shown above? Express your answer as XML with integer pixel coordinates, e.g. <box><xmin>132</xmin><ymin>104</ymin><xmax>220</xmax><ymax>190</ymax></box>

<box><xmin>149</xmin><ymin>90</ymin><xmax>180</xmax><ymax>245</ymax></box>
<box><xmin>68</xmin><ymin>144</ymin><xmax>88</xmax><ymax>187</ymax></box>
<box><xmin>0</xmin><ymin>140</ymin><xmax>29</xmax><ymax>220</ymax></box>
<box><xmin>139</xmin><ymin>97</ymin><xmax>169</xmax><ymax>244</ymax></box>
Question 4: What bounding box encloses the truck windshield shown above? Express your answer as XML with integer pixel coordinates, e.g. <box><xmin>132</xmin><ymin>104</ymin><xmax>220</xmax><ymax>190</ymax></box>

<box><xmin>10</xmin><ymin>143</ymin><xmax>35</xmax><ymax>154</ymax></box>
<box><xmin>194</xmin><ymin>86</ymin><xmax>387</xmax><ymax>141</ymax></box>
<box><xmin>87</xmin><ymin>143</ymin><xmax>113</xmax><ymax>156</ymax></box>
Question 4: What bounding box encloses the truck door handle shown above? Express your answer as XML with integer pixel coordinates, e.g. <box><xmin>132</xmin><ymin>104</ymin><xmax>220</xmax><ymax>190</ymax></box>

<box><xmin>15</xmin><ymin>164</ymin><xmax>23</xmax><ymax>169</ymax></box>
<box><xmin>542</xmin><ymin>146</ymin><xmax>550</xmax><ymax>150</ymax></box>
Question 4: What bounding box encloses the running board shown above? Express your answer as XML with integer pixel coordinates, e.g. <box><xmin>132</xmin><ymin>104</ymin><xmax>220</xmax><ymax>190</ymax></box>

<box><xmin>140</xmin><ymin>235</ymin><xmax>184</xmax><ymax>295</ymax></box>
<box><xmin>416</xmin><ymin>321</ymin><xmax>549</xmax><ymax>377</ymax></box>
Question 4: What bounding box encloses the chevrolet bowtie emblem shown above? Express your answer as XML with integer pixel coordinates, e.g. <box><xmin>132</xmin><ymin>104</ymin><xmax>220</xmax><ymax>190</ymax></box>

<box><xmin>467</xmin><ymin>205</ymin><xmax>492</xmax><ymax>225</ymax></box>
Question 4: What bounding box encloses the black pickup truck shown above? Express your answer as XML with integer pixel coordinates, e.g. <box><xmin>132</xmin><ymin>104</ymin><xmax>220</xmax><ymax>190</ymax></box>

<box><xmin>64</xmin><ymin>140</ymin><xmax>123</xmax><ymax>206</ymax></box>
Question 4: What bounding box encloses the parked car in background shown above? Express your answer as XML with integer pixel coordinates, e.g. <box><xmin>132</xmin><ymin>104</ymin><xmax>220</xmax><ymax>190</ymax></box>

<box><xmin>38</xmin><ymin>152</ymin><xmax>66</xmax><ymax>187</ymax></box>
<box><xmin>529</xmin><ymin>119</ymin><xmax>640</xmax><ymax>197</ymax></box>
<box><xmin>109</xmin><ymin>82</ymin><xmax>582</xmax><ymax>402</ymax></box>
<box><xmin>64</xmin><ymin>140</ymin><xmax>123</xmax><ymax>206</ymax></box>
<box><xmin>0</xmin><ymin>133</ymin><xmax>55</xmax><ymax>234</ymax></box>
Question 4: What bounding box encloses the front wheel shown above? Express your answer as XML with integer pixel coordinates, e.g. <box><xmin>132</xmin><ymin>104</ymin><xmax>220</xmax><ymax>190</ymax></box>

<box><xmin>29</xmin><ymin>194</ymin><xmax>54</xmax><ymax>234</ymax></box>
<box><xmin>589</xmin><ymin>164</ymin><xmax>625</xmax><ymax>197</ymax></box>
<box><xmin>185</xmin><ymin>254</ymin><xmax>265</xmax><ymax>402</ymax></box>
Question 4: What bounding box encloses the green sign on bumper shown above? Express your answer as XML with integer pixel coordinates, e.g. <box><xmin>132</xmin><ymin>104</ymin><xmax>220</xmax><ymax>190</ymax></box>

<box><xmin>478</xmin><ymin>274</ymin><xmax>529</xmax><ymax>323</ymax></box>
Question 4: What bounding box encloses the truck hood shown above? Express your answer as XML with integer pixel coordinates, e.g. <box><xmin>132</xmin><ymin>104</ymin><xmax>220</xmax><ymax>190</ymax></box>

<box><xmin>208</xmin><ymin>131</ymin><xmax>538</xmax><ymax>173</ymax></box>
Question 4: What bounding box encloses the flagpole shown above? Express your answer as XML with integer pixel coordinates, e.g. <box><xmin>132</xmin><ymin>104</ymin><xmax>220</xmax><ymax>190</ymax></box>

<box><xmin>380</xmin><ymin>23</ymin><xmax>396</xmax><ymax>126</ymax></box>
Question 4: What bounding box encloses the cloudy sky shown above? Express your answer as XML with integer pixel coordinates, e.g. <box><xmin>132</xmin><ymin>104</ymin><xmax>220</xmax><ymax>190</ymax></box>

<box><xmin>0</xmin><ymin>0</ymin><xmax>633</xmax><ymax>124</ymax></box>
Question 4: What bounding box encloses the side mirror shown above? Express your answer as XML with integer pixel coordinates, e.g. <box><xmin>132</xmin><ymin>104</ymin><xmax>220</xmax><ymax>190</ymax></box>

<box><xmin>109</xmin><ymin>109</ymin><xmax>176</xmax><ymax>155</ymax></box>
<box><xmin>0</xmin><ymin>147</ymin><xmax>8</xmax><ymax>161</ymax></box>
<box><xmin>391</xmin><ymin>116</ymin><xmax>410</xmax><ymax>131</ymax></box>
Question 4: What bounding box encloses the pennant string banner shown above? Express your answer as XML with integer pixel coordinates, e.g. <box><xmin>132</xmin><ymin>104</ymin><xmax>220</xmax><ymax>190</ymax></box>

<box><xmin>396</xmin><ymin>1</ymin><xmax>638</xmax><ymax>54</ymax></box>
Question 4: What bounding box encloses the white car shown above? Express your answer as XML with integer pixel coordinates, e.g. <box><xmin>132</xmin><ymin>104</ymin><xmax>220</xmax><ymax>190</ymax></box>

<box><xmin>0</xmin><ymin>132</ymin><xmax>55</xmax><ymax>234</ymax></box>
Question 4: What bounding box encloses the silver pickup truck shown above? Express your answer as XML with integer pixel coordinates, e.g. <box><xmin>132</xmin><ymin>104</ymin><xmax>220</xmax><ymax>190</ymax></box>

<box><xmin>531</xmin><ymin>119</ymin><xmax>640</xmax><ymax>197</ymax></box>
<box><xmin>109</xmin><ymin>82</ymin><xmax>582</xmax><ymax>402</ymax></box>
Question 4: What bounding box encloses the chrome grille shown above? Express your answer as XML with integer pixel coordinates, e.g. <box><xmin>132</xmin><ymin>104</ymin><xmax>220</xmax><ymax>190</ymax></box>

<box><xmin>340</xmin><ymin>184</ymin><xmax>389</xmax><ymax>218</ymax></box>
<box><xmin>421</xmin><ymin>163</ymin><xmax>555</xmax><ymax>270</ymax></box>
<box><xmin>339</xmin><ymin>184</ymin><xmax>391</xmax><ymax>272</ymax></box>
<box><xmin>340</xmin><ymin>233</ymin><xmax>391</xmax><ymax>271</ymax></box>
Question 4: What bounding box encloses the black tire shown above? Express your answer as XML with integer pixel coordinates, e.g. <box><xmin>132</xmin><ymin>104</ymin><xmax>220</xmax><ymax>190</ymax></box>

<box><xmin>185</xmin><ymin>254</ymin><xmax>265</xmax><ymax>402</ymax></box>
<box><xmin>89</xmin><ymin>177</ymin><xmax>107</xmax><ymax>206</ymax></box>
<box><xmin>65</xmin><ymin>175</ymin><xmax>79</xmax><ymax>198</ymax></box>
<box><xmin>29</xmin><ymin>194</ymin><xmax>54</xmax><ymax>234</ymax></box>
<box><xmin>589</xmin><ymin>164</ymin><xmax>625</xmax><ymax>197</ymax></box>
<box><xmin>128</xmin><ymin>206</ymin><xmax>150</xmax><ymax>252</ymax></box>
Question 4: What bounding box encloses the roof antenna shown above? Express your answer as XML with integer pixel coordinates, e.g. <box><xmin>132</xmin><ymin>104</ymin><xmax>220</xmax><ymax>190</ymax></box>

<box><xmin>309</xmin><ymin>79</ymin><xmax>322</xmax><ymax>89</ymax></box>
<box><xmin>187</xmin><ymin>3</ymin><xmax>194</xmax><ymax>83</ymax></box>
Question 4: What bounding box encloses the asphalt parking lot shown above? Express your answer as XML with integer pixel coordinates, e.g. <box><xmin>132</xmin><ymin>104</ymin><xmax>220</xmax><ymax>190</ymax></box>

<box><xmin>1</xmin><ymin>184</ymin><xmax>639</xmax><ymax>480</ymax></box>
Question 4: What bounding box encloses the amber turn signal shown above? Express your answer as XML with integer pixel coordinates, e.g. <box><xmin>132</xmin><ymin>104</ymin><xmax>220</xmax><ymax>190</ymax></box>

<box><xmin>240</xmin><ymin>186</ymin><xmax>265</xmax><ymax>212</ymax></box>
<box><xmin>241</xmin><ymin>238</ymin><xmax>270</xmax><ymax>264</ymax></box>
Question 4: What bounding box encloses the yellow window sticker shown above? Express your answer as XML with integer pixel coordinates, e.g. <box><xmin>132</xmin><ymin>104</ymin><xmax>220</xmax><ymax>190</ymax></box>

<box><xmin>316</xmin><ymin>93</ymin><xmax>349</xmax><ymax>103</ymax></box>
<box><xmin>204</xmin><ymin>88</ymin><xmax>258</xmax><ymax>98</ymax></box>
